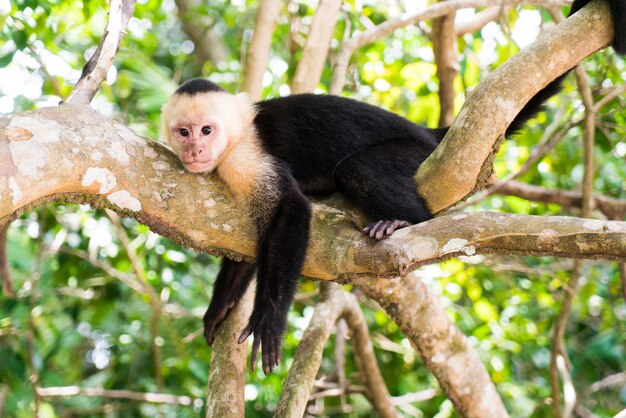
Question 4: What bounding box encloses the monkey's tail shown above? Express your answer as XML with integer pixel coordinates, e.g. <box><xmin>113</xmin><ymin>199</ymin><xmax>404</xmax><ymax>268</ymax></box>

<box><xmin>506</xmin><ymin>0</ymin><xmax>625</xmax><ymax>137</ymax></box>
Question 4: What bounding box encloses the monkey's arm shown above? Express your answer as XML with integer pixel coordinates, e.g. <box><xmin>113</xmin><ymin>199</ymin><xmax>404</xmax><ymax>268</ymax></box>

<box><xmin>238</xmin><ymin>170</ymin><xmax>312</xmax><ymax>374</ymax></box>
<box><xmin>203</xmin><ymin>258</ymin><xmax>256</xmax><ymax>345</ymax></box>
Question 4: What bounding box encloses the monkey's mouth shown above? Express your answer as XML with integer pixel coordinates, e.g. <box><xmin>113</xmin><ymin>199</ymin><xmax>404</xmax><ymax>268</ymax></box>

<box><xmin>183</xmin><ymin>160</ymin><xmax>215</xmax><ymax>173</ymax></box>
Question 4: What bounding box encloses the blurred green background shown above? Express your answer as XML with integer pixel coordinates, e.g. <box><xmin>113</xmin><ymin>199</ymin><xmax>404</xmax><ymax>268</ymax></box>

<box><xmin>1</xmin><ymin>0</ymin><xmax>625</xmax><ymax>416</ymax></box>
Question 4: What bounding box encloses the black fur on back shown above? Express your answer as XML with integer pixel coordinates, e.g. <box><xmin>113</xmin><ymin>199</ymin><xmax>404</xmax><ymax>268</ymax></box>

<box><xmin>254</xmin><ymin>94</ymin><xmax>443</xmax><ymax>185</ymax></box>
<box><xmin>175</xmin><ymin>78</ymin><xmax>225</xmax><ymax>96</ymax></box>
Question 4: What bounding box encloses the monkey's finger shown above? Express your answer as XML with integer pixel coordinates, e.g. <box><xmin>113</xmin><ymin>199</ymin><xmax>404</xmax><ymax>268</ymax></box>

<box><xmin>274</xmin><ymin>337</ymin><xmax>282</xmax><ymax>367</ymax></box>
<box><xmin>368</xmin><ymin>221</ymin><xmax>384</xmax><ymax>238</ymax></box>
<box><xmin>204</xmin><ymin>328</ymin><xmax>214</xmax><ymax>346</ymax></box>
<box><xmin>374</xmin><ymin>223</ymin><xmax>387</xmax><ymax>240</ymax></box>
<box><xmin>238</xmin><ymin>327</ymin><xmax>253</xmax><ymax>344</ymax></box>
<box><xmin>268</xmin><ymin>337</ymin><xmax>278</xmax><ymax>373</ymax></box>
<box><xmin>251</xmin><ymin>337</ymin><xmax>261</xmax><ymax>371</ymax></box>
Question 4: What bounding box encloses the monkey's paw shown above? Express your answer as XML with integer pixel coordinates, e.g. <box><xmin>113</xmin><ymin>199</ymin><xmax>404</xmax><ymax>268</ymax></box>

<box><xmin>363</xmin><ymin>219</ymin><xmax>412</xmax><ymax>240</ymax></box>
<box><xmin>238</xmin><ymin>313</ymin><xmax>284</xmax><ymax>375</ymax></box>
<box><xmin>203</xmin><ymin>301</ymin><xmax>236</xmax><ymax>346</ymax></box>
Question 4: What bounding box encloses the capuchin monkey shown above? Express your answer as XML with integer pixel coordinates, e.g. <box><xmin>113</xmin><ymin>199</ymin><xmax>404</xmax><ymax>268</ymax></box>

<box><xmin>160</xmin><ymin>0</ymin><xmax>625</xmax><ymax>374</ymax></box>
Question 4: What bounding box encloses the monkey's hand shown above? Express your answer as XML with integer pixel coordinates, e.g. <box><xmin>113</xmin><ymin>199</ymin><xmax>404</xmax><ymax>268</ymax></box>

<box><xmin>238</xmin><ymin>310</ymin><xmax>285</xmax><ymax>374</ymax></box>
<box><xmin>363</xmin><ymin>219</ymin><xmax>412</xmax><ymax>240</ymax></box>
<box><xmin>203</xmin><ymin>300</ymin><xmax>236</xmax><ymax>346</ymax></box>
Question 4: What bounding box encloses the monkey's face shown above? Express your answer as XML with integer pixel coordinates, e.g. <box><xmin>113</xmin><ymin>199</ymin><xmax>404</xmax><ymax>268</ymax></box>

<box><xmin>161</xmin><ymin>91</ymin><xmax>255</xmax><ymax>173</ymax></box>
<box><xmin>167</xmin><ymin>117</ymin><xmax>227</xmax><ymax>173</ymax></box>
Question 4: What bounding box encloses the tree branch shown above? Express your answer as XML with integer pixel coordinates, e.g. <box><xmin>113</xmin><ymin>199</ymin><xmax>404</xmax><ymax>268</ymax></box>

<box><xmin>493</xmin><ymin>181</ymin><xmax>626</xmax><ymax>220</ymax></box>
<box><xmin>329</xmin><ymin>0</ymin><xmax>570</xmax><ymax>94</ymax></box>
<box><xmin>291</xmin><ymin>0</ymin><xmax>343</xmax><ymax>94</ymax></box>
<box><xmin>1</xmin><ymin>105</ymin><xmax>625</xmax><ymax>279</ymax></box>
<box><xmin>416</xmin><ymin>0</ymin><xmax>614</xmax><ymax>213</ymax></box>
<box><xmin>205</xmin><ymin>283</ymin><xmax>254</xmax><ymax>418</ymax></box>
<box><xmin>175</xmin><ymin>0</ymin><xmax>228</xmax><ymax>67</ymax></box>
<box><xmin>432</xmin><ymin>0</ymin><xmax>459</xmax><ymax>127</ymax></box>
<box><xmin>351</xmin><ymin>273</ymin><xmax>510</xmax><ymax>418</ymax></box>
<box><xmin>240</xmin><ymin>0</ymin><xmax>282</xmax><ymax>101</ymax></box>
<box><xmin>67</xmin><ymin>0</ymin><xmax>136</xmax><ymax>105</ymax></box>
<box><xmin>36</xmin><ymin>386</ymin><xmax>196</xmax><ymax>406</ymax></box>
<box><xmin>455</xmin><ymin>6</ymin><xmax>504</xmax><ymax>35</ymax></box>
<box><xmin>0</xmin><ymin>221</ymin><xmax>14</xmax><ymax>297</ymax></box>
<box><xmin>276</xmin><ymin>285</ymin><xmax>396</xmax><ymax>418</ymax></box>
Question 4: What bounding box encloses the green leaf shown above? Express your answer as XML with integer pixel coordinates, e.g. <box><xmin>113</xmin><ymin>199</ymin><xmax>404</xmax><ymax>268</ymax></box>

<box><xmin>10</xmin><ymin>29</ymin><xmax>28</xmax><ymax>50</ymax></box>
<box><xmin>0</xmin><ymin>50</ymin><xmax>15</xmax><ymax>68</ymax></box>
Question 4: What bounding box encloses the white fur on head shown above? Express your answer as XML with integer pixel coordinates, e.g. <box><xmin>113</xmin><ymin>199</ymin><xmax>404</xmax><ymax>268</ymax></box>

<box><xmin>162</xmin><ymin>90</ymin><xmax>256</xmax><ymax>146</ymax></box>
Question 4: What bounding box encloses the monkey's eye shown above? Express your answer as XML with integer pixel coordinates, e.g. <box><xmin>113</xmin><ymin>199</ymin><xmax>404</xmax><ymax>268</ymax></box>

<box><xmin>201</xmin><ymin>126</ymin><xmax>212</xmax><ymax>135</ymax></box>
<box><xmin>179</xmin><ymin>128</ymin><xmax>189</xmax><ymax>137</ymax></box>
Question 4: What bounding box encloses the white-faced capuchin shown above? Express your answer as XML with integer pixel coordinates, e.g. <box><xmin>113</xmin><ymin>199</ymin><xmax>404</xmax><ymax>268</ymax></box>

<box><xmin>161</xmin><ymin>0</ymin><xmax>625</xmax><ymax>374</ymax></box>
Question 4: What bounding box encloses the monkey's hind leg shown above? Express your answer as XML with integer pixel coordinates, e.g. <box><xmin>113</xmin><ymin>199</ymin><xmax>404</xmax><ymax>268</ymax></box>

<box><xmin>334</xmin><ymin>138</ymin><xmax>433</xmax><ymax>240</ymax></box>
<box><xmin>203</xmin><ymin>258</ymin><xmax>256</xmax><ymax>345</ymax></box>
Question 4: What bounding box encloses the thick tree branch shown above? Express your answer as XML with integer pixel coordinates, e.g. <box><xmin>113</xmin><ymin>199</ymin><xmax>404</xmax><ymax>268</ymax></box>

<box><xmin>1</xmin><ymin>105</ymin><xmax>625</xmax><ymax>280</ymax></box>
<box><xmin>205</xmin><ymin>284</ymin><xmax>254</xmax><ymax>418</ymax></box>
<box><xmin>67</xmin><ymin>0</ymin><xmax>136</xmax><ymax>105</ymax></box>
<box><xmin>2</xmin><ymin>103</ymin><xmax>625</xmax><ymax>418</ymax></box>
<box><xmin>416</xmin><ymin>0</ymin><xmax>614</xmax><ymax>213</ymax></box>
<box><xmin>351</xmin><ymin>273</ymin><xmax>510</xmax><ymax>418</ymax></box>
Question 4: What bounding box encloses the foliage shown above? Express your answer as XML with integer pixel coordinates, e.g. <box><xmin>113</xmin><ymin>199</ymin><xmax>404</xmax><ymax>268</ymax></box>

<box><xmin>1</xmin><ymin>0</ymin><xmax>625</xmax><ymax>417</ymax></box>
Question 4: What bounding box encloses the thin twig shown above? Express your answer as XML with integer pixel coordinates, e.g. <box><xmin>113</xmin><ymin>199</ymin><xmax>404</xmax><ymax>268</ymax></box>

<box><xmin>492</xmin><ymin>181</ymin><xmax>626</xmax><ymax>219</ymax></box>
<box><xmin>592</xmin><ymin>84</ymin><xmax>626</xmax><ymax>112</ymax></box>
<box><xmin>617</xmin><ymin>263</ymin><xmax>626</xmax><ymax>301</ymax></box>
<box><xmin>455</xmin><ymin>6</ymin><xmax>503</xmax><ymax>35</ymax></box>
<box><xmin>175</xmin><ymin>0</ymin><xmax>228</xmax><ymax>66</ymax></box>
<box><xmin>334</xmin><ymin>319</ymin><xmax>348</xmax><ymax>410</ymax></box>
<box><xmin>67</xmin><ymin>0</ymin><xmax>136</xmax><ymax>105</ymax></box>
<box><xmin>105</xmin><ymin>209</ymin><xmax>164</xmax><ymax>395</ymax></box>
<box><xmin>0</xmin><ymin>222</ymin><xmax>14</xmax><ymax>297</ymax></box>
<box><xmin>27</xmin><ymin>212</ymin><xmax>47</xmax><ymax>417</ymax></box>
<box><xmin>27</xmin><ymin>45</ymin><xmax>66</xmax><ymax>100</ymax></box>
<box><xmin>36</xmin><ymin>386</ymin><xmax>197</xmax><ymax>406</ymax></box>
<box><xmin>585</xmin><ymin>371</ymin><xmax>626</xmax><ymax>395</ymax></box>
<box><xmin>330</xmin><ymin>0</ymin><xmax>571</xmax><ymax>94</ymax></box>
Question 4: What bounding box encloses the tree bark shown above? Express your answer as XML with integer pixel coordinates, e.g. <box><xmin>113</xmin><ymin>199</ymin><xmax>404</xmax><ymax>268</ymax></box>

<box><xmin>240</xmin><ymin>0</ymin><xmax>282</xmax><ymax>101</ymax></box>
<box><xmin>205</xmin><ymin>284</ymin><xmax>255</xmax><ymax>418</ymax></box>
<box><xmin>1</xmin><ymin>106</ymin><xmax>625</xmax><ymax>279</ymax></box>
<box><xmin>432</xmin><ymin>0</ymin><xmax>459</xmax><ymax>127</ymax></box>
<box><xmin>352</xmin><ymin>273</ymin><xmax>510</xmax><ymax>418</ymax></box>
<box><xmin>290</xmin><ymin>0</ymin><xmax>342</xmax><ymax>94</ymax></box>
<box><xmin>416</xmin><ymin>0</ymin><xmax>614</xmax><ymax>212</ymax></box>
